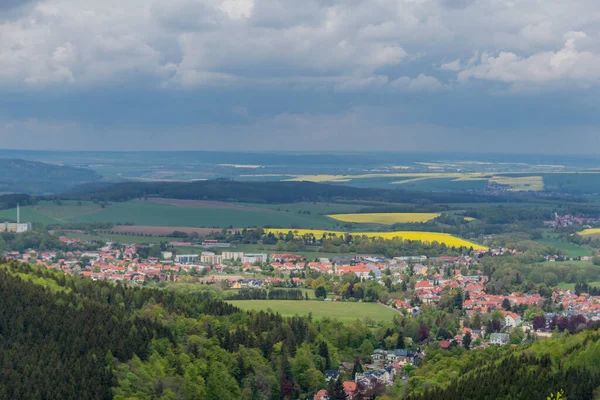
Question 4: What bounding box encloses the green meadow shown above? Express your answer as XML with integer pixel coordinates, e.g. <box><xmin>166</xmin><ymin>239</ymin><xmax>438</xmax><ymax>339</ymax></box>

<box><xmin>536</xmin><ymin>238</ymin><xmax>592</xmax><ymax>258</ymax></box>
<box><xmin>1</xmin><ymin>200</ymin><xmax>347</xmax><ymax>229</ymax></box>
<box><xmin>227</xmin><ymin>300</ymin><xmax>398</xmax><ymax>323</ymax></box>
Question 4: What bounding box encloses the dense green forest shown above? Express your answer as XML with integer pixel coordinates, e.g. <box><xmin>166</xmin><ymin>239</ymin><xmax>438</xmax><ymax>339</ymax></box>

<box><xmin>405</xmin><ymin>329</ymin><xmax>600</xmax><ymax>400</ymax></box>
<box><xmin>0</xmin><ymin>261</ymin><xmax>378</xmax><ymax>399</ymax></box>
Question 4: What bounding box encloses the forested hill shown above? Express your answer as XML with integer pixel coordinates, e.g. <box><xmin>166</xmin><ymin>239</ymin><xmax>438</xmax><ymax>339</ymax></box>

<box><xmin>0</xmin><ymin>158</ymin><xmax>101</xmax><ymax>194</ymax></box>
<box><xmin>62</xmin><ymin>179</ymin><xmax>527</xmax><ymax>204</ymax></box>
<box><xmin>0</xmin><ymin>261</ymin><xmax>374</xmax><ymax>399</ymax></box>
<box><xmin>406</xmin><ymin>329</ymin><xmax>600</xmax><ymax>400</ymax></box>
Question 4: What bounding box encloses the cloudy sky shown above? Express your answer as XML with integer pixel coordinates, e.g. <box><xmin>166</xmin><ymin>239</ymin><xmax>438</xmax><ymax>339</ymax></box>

<box><xmin>1</xmin><ymin>0</ymin><xmax>600</xmax><ymax>153</ymax></box>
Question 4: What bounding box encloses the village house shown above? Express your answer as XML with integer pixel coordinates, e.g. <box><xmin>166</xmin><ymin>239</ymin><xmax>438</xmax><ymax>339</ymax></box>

<box><xmin>490</xmin><ymin>333</ymin><xmax>510</xmax><ymax>346</ymax></box>
<box><xmin>504</xmin><ymin>312</ymin><xmax>522</xmax><ymax>328</ymax></box>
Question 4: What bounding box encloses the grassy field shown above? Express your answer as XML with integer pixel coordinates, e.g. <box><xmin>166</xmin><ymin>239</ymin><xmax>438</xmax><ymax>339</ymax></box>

<box><xmin>227</xmin><ymin>300</ymin><xmax>398</xmax><ymax>323</ymax></box>
<box><xmin>264</xmin><ymin>229</ymin><xmax>487</xmax><ymax>250</ymax></box>
<box><xmin>250</xmin><ymin>202</ymin><xmax>366</xmax><ymax>214</ymax></box>
<box><xmin>326</xmin><ymin>213</ymin><xmax>441</xmax><ymax>225</ymax></box>
<box><xmin>3</xmin><ymin>200</ymin><xmax>342</xmax><ymax>229</ymax></box>
<box><xmin>536</xmin><ymin>238</ymin><xmax>592</xmax><ymax>257</ymax></box>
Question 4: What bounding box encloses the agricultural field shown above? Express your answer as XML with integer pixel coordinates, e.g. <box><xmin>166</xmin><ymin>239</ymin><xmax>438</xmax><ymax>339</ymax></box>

<box><xmin>579</xmin><ymin>228</ymin><xmax>600</xmax><ymax>237</ymax></box>
<box><xmin>326</xmin><ymin>213</ymin><xmax>441</xmax><ymax>225</ymax></box>
<box><xmin>243</xmin><ymin>171</ymin><xmax>600</xmax><ymax>192</ymax></box>
<box><xmin>489</xmin><ymin>176</ymin><xmax>544</xmax><ymax>191</ymax></box>
<box><xmin>264</xmin><ymin>229</ymin><xmax>487</xmax><ymax>250</ymax></box>
<box><xmin>227</xmin><ymin>300</ymin><xmax>398</xmax><ymax>323</ymax></box>
<box><xmin>2</xmin><ymin>200</ymin><xmax>342</xmax><ymax>229</ymax></box>
<box><xmin>536</xmin><ymin>238</ymin><xmax>592</xmax><ymax>257</ymax></box>
<box><xmin>0</xmin><ymin>206</ymin><xmax>62</xmax><ymax>225</ymax></box>
<box><xmin>250</xmin><ymin>202</ymin><xmax>366</xmax><ymax>214</ymax></box>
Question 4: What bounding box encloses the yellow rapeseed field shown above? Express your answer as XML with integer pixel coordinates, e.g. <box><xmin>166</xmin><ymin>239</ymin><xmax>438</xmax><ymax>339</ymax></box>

<box><xmin>264</xmin><ymin>229</ymin><xmax>487</xmax><ymax>250</ymax></box>
<box><xmin>578</xmin><ymin>229</ymin><xmax>600</xmax><ymax>236</ymax></box>
<box><xmin>326</xmin><ymin>213</ymin><xmax>441</xmax><ymax>224</ymax></box>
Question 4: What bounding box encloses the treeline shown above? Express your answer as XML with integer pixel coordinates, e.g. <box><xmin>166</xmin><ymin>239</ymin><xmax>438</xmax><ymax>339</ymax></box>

<box><xmin>60</xmin><ymin>179</ymin><xmax>531</xmax><ymax>205</ymax></box>
<box><xmin>576</xmin><ymin>282</ymin><xmax>600</xmax><ymax>296</ymax></box>
<box><xmin>406</xmin><ymin>330</ymin><xmax>600</xmax><ymax>400</ymax></box>
<box><xmin>0</xmin><ymin>193</ymin><xmax>35</xmax><ymax>210</ymax></box>
<box><xmin>464</xmin><ymin>206</ymin><xmax>554</xmax><ymax>224</ymax></box>
<box><xmin>228</xmin><ymin>288</ymin><xmax>306</xmax><ymax>300</ymax></box>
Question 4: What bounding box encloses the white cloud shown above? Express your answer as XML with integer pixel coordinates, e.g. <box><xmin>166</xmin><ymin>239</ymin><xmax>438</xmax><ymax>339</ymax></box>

<box><xmin>1</xmin><ymin>0</ymin><xmax>600</xmax><ymax>90</ymax></box>
<box><xmin>440</xmin><ymin>59</ymin><xmax>461</xmax><ymax>71</ymax></box>
<box><xmin>391</xmin><ymin>74</ymin><xmax>445</xmax><ymax>91</ymax></box>
<box><xmin>458</xmin><ymin>32</ymin><xmax>600</xmax><ymax>85</ymax></box>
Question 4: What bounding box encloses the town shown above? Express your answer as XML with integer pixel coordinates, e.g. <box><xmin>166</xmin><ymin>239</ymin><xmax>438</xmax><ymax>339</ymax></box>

<box><xmin>4</xmin><ymin>233</ymin><xmax>600</xmax><ymax>399</ymax></box>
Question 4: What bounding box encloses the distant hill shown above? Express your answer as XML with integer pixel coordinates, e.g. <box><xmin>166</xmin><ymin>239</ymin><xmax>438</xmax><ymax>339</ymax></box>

<box><xmin>0</xmin><ymin>158</ymin><xmax>102</xmax><ymax>195</ymax></box>
<box><xmin>62</xmin><ymin>179</ymin><xmax>524</xmax><ymax>205</ymax></box>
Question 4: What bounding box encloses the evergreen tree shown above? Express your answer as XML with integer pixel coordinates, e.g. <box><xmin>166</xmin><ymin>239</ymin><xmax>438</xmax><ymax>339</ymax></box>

<box><xmin>318</xmin><ymin>342</ymin><xmax>331</xmax><ymax>370</ymax></box>
<box><xmin>352</xmin><ymin>358</ymin><xmax>363</xmax><ymax>378</ymax></box>
<box><xmin>327</xmin><ymin>377</ymin><xmax>347</xmax><ymax>400</ymax></box>
<box><xmin>463</xmin><ymin>332</ymin><xmax>472</xmax><ymax>350</ymax></box>
<box><xmin>396</xmin><ymin>333</ymin><xmax>406</xmax><ymax>349</ymax></box>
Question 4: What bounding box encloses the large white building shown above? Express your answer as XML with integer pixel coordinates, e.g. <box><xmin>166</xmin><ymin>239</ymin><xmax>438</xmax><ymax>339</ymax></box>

<box><xmin>200</xmin><ymin>252</ymin><xmax>223</xmax><ymax>265</ymax></box>
<box><xmin>222</xmin><ymin>251</ymin><xmax>244</xmax><ymax>261</ymax></box>
<box><xmin>1</xmin><ymin>222</ymin><xmax>31</xmax><ymax>233</ymax></box>
<box><xmin>242</xmin><ymin>253</ymin><xmax>268</xmax><ymax>264</ymax></box>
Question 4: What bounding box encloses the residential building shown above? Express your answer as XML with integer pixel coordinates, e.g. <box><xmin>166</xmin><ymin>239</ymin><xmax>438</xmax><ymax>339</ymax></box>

<box><xmin>174</xmin><ymin>254</ymin><xmax>200</xmax><ymax>264</ymax></box>
<box><xmin>242</xmin><ymin>253</ymin><xmax>268</xmax><ymax>264</ymax></box>
<box><xmin>200</xmin><ymin>252</ymin><xmax>223</xmax><ymax>265</ymax></box>
<box><xmin>504</xmin><ymin>312</ymin><xmax>522</xmax><ymax>328</ymax></box>
<box><xmin>222</xmin><ymin>251</ymin><xmax>244</xmax><ymax>261</ymax></box>
<box><xmin>490</xmin><ymin>333</ymin><xmax>510</xmax><ymax>346</ymax></box>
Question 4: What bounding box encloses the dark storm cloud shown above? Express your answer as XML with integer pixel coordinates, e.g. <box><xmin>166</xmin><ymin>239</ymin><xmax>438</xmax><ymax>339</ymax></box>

<box><xmin>1</xmin><ymin>0</ymin><xmax>600</xmax><ymax>153</ymax></box>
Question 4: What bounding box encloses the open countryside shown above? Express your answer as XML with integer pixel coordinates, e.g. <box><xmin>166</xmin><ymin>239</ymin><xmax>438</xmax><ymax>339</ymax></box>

<box><xmin>327</xmin><ymin>212</ymin><xmax>441</xmax><ymax>225</ymax></box>
<box><xmin>0</xmin><ymin>200</ymin><xmax>349</xmax><ymax>229</ymax></box>
<box><xmin>228</xmin><ymin>300</ymin><xmax>398</xmax><ymax>323</ymax></box>
<box><xmin>264</xmin><ymin>228</ymin><xmax>487</xmax><ymax>250</ymax></box>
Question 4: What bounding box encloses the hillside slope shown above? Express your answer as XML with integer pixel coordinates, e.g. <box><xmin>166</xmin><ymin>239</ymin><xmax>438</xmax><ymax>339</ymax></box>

<box><xmin>0</xmin><ymin>158</ymin><xmax>101</xmax><ymax>194</ymax></box>
<box><xmin>406</xmin><ymin>329</ymin><xmax>600</xmax><ymax>400</ymax></box>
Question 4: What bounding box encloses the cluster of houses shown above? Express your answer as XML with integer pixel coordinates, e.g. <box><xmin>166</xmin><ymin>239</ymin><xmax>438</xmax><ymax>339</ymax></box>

<box><xmin>543</xmin><ymin>213</ymin><xmax>600</xmax><ymax>228</ymax></box>
<box><xmin>553</xmin><ymin>289</ymin><xmax>600</xmax><ymax>320</ymax></box>
<box><xmin>315</xmin><ymin>349</ymin><xmax>422</xmax><ymax>400</ymax></box>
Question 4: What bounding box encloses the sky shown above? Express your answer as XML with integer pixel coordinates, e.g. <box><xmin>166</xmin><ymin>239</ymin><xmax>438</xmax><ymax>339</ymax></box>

<box><xmin>1</xmin><ymin>0</ymin><xmax>600</xmax><ymax>153</ymax></box>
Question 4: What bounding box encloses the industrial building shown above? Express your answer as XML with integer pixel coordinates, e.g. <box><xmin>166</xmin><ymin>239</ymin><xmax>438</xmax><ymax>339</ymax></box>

<box><xmin>1</xmin><ymin>205</ymin><xmax>31</xmax><ymax>233</ymax></box>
